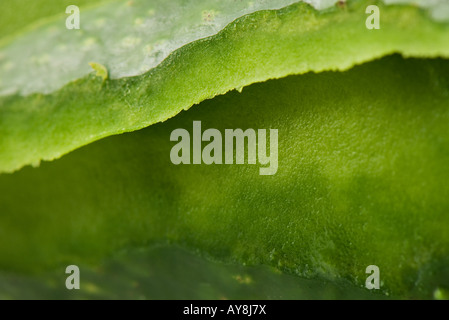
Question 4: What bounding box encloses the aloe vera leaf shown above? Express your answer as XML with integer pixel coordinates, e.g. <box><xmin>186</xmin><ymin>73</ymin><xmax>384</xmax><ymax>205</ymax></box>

<box><xmin>1</xmin><ymin>55</ymin><xmax>448</xmax><ymax>299</ymax></box>
<box><xmin>2</xmin><ymin>1</ymin><xmax>449</xmax><ymax>175</ymax></box>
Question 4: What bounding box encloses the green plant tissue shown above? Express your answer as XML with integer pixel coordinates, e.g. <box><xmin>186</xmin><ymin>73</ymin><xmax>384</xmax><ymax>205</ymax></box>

<box><xmin>0</xmin><ymin>0</ymin><xmax>449</xmax><ymax>300</ymax></box>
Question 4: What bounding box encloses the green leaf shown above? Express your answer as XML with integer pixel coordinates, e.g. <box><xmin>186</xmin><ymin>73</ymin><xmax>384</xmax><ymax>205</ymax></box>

<box><xmin>2</xmin><ymin>0</ymin><xmax>449</xmax><ymax>174</ymax></box>
<box><xmin>2</xmin><ymin>0</ymin><xmax>449</xmax><ymax>299</ymax></box>
<box><xmin>1</xmin><ymin>55</ymin><xmax>449</xmax><ymax>298</ymax></box>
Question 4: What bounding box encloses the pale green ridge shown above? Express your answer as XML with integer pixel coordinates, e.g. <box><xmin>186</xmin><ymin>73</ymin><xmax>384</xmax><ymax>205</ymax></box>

<box><xmin>1</xmin><ymin>56</ymin><xmax>448</xmax><ymax>299</ymax></box>
<box><xmin>2</xmin><ymin>1</ymin><xmax>449</xmax><ymax>174</ymax></box>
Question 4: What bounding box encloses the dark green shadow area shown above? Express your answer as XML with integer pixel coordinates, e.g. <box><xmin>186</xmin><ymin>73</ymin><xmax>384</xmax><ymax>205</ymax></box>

<box><xmin>0</xmin><ymin>245</ymin><xmax>389</xmax><ymax>300</ymax></box>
